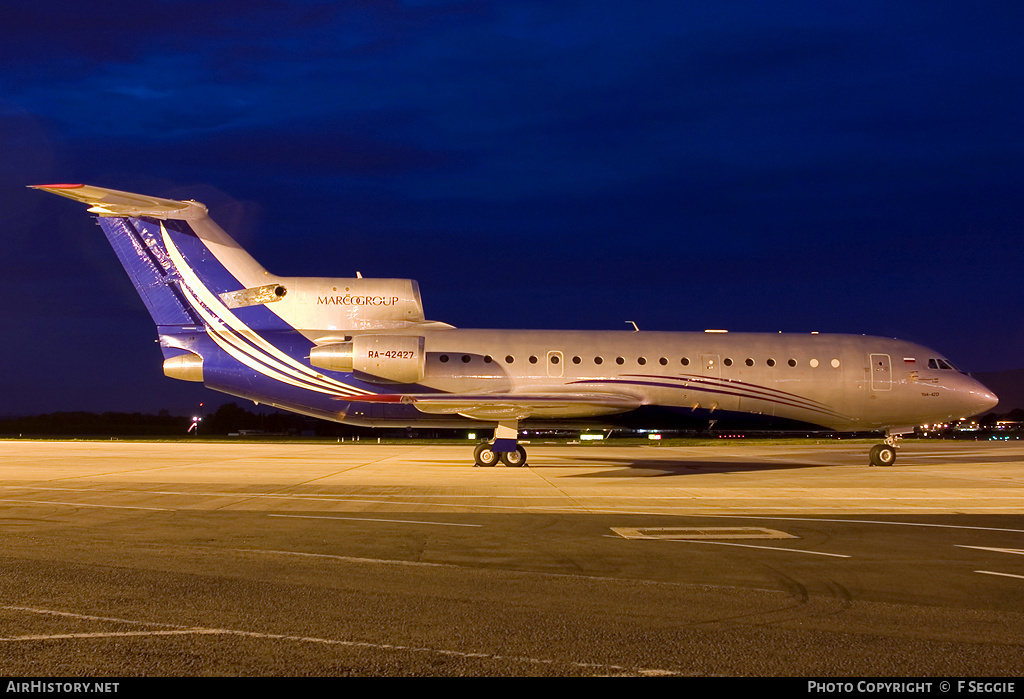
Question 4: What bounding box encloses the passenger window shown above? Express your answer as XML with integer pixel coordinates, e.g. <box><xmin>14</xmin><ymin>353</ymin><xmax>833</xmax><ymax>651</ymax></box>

<box><xmin>572</xmin><ymin>356</ymin><xmax>581</xmax><ymax>364</ymax></box>
<box><xmin>440</xmin><ymin>355</ymin><xmax>449</xmax><ymax>363</ymax></box>
<box><xmin>637</xmin><ymin>357</ymin><xmax>646</xmax><ymax>365</ymax></box>
<box><xmin>659</xmin><ymin>357</ymin><xmax>668</xmax><ymax>366</ymax></box>
<box><xmin>788</xmin><ymin>359</ymin><xmax>797</xmax><ymax>367</ymax></box>
<box><xmin>723</xmin><ymin>358</ymin><xmax>733</xmax><ymax>366</ymax></box>
<box><xmin>766</xmin><ymin>358</ymin><xmax>776</xmax><ymax>367</ymax></box>
<box><xmin>595</xmin><ymin>357</ymin><xmax>603</xmax><ymax>365</ymax></box>
<box><xmin>745</xmin><ymin>358</ymin><xmax>754</xmax><ymax>366</ymax></box>
<box><xmin>681</xmin><ymin>357</ymin><xmax>690</xmax><ymax>366</ymax></box>
<box><xmin>505</xmin><ymin>355</ymin><xmax>514</xmax><ymax>364</ymax></box>
<box><xmin>616</xmin><ymin>357</ymin><xmax>625</xmax><ymax>365</ymax></box>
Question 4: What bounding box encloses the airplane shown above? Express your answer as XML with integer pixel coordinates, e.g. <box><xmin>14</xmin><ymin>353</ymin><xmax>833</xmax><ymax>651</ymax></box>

<box><xmin>33</xmin><ymin>183</ymin><xmax>998</xmax><ymax>468</ymax></box>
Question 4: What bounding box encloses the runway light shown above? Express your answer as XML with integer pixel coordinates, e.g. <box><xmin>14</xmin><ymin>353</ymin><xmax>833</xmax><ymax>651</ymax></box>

<box><xmin>648</xmin><ymin>434</ymin><xmax>662</xmax><ymax>440</ymax></box>
<box><xmin>468</xmin><ymin>433</ymin><xmax>476</xmax><ymax>440</ymax></box>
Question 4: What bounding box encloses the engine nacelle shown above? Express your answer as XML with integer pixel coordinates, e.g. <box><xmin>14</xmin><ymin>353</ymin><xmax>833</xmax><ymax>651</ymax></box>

<box><xmin>310</xmin><ymin>335</ymin><xmax>425</xmax><ymax>384</ymax></box>
<box><xmin>163</xmin><ymin>352</ymin><xmax>204</xmax><ymax>382</ymax></box>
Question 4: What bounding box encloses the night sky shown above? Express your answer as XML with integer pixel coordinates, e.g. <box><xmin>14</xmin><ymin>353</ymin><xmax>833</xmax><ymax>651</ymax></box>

<box><xmin>3</xmin><ymin>1</ymin><xmax>1023</xmax><ymax>416</ymax></box>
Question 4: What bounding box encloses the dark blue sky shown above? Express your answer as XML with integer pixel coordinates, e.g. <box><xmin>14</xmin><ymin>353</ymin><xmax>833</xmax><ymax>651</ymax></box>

<box><xmin>3</xmin><ymin>1</ymin><xmax>1024</xmax><ymax>415</ymax></box>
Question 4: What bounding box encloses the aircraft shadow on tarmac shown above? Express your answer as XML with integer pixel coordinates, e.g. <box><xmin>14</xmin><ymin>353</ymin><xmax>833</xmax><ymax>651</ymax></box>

<box><xmin>546</xmin><ymin>457</ymin><xmax>828</xmax><ymax>477</ymax></box>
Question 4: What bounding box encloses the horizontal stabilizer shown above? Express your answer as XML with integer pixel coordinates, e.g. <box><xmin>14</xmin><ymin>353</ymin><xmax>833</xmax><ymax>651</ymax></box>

<box><xmin>348</xmin><ymin>392</ymin><xmax>641</xmax><ymax>420</ymax></box>
<box><xmin>29</xmin><ymin>184</ymin><xmax>198</xmax><ymax>218</ymax></box>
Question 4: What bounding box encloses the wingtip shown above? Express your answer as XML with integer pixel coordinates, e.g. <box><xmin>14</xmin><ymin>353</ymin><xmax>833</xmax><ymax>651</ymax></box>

<box><xmin>29</xmin><ymin>183</ymin><xmax>84</xmax><ymax>189</ymax></box>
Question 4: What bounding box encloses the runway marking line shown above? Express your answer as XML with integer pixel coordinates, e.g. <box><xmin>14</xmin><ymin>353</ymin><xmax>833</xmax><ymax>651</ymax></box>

<box><xmin>657</xmin><ymin>539</ymin><xmax>851</xmax><ymax>558</ymax></box>
<box><xmin>0</xmin><ymin>605</ymin><xmax>673</xmax><ymax>676</ymax></box>
<box><xmin>721</xmin><ymin>515</ymin><xmax>1024</xmax><ymax>534</ymax></box>
<box><xmin>269</xmin><ymin>514</ymin><xmax>482</xmax><ymax>527</ymax></box>
<box><xmin>975</xmin><ymin>571</ymin><xmax>1024</xmax><ymax>581</ymax></box>
<box><xmin>612</xmin><ymin>526</ymin><xmax>796</xmax><ymax>540</ymax></box>
<box><xmin>225</xmin><ymin>548</ymin><xmax>463</xmax><ymax>568</ymax></box>
<box><xmin>956</xmin><ymin>545</ymin><xmax>1024</xmax><ymax>556</ymax></box>
<box><xmin>0</xmin><ymin>498</ymin><xmax>171</xmax><ymax>512</ymax></box>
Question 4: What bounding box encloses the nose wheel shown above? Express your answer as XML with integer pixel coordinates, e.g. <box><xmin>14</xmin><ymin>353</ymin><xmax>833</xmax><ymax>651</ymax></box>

<box><xmin>869</xmin><ymin>430</ymin><xmax>907</xmax><ymax>466</ymax></box>
<box><xmin>868</xmin><ymin>443</ymin><xmax>897</xmax><ymax>467</ymax></box>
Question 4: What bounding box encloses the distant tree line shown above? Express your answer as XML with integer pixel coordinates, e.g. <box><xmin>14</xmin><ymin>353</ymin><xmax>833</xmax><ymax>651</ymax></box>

<box><xmin>0</xmin><ymin>403</ymin><xmax>361</xmax><ymax>438</ymax></box>
<box><xmin>0</xmin><ymin>402</ymin><xmax>462</xmax><ymax>439</ymax></box>
<box><xmin>0</xmin><ymin>410</ymin><xmax>186</xmax><ymax>437</ymax></box>
<box><xmin>2</xmin><ymin>404</ymin><xmax>1021</xmax><ymax>439</ymax></box>
<box><xmin>980</xmin><ymin>409</ymin><xmax>1024</xmax><ymax>425</ymax></box>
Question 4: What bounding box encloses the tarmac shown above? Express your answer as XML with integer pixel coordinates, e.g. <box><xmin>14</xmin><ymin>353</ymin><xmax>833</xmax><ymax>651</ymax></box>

<box><xmin>1</xmin><ymin>438</ymin><xmax>1023</xmax><ymax>676</ymax></box>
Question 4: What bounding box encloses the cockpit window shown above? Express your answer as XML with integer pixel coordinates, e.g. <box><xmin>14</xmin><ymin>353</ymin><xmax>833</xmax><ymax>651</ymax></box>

<box><xmin>928</xmin><ymin>358</ymin><xmax>957</xmax><ymax>371</ymax></box>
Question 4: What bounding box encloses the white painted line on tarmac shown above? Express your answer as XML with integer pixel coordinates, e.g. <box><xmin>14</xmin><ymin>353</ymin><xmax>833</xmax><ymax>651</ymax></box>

<box><xmin>975</xmin><ymin>571</ymin><xmax>1024</xmax><ymax>581</ymax></box>
<box><xmin>269</xmin><ymin>514</ymin><xmax>482</xmax><ymax>527</ymax></box>
<box><xmin>0</xmin><ymin>498</ymin><xmax>171</xmax><ymax>512</ymax></box>
<box><xmin>0</xmin><ymin>485</ymin><xmax>579</xmax><ymax>512</ymax></box>
<box><xmin>957</xmin><ymin>546</ymin><xmax>1024</xmax><ymax>556</ymax></box>
<box><xmin>2</xmin><ymin>630</ymin><xmax>224</xmax><ymax>641</ymax></box>
<box><xmin>0</xmin><ymin>605</ymin><xmax>673</xmax><ymax>676</ymax></box>
<box><xmin>227</xmin><ymin>548</ymin><xmax>453</xmax><ymax>567</ymax></box>
<box><xmin>721</xmin><ymin>515</ymin><xmax>1024</xmax><ymax>534</ymax></box>
<box><xmin>663</xmin><ymin>539</ymin><xmax>851</xmax><ymax>557</ymax></box>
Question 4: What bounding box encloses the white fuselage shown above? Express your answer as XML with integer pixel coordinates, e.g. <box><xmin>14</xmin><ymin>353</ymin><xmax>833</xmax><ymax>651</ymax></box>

<box><xmin>332</xmin><ymin>328</ymin><xmax>996</xmax><ymax>431</ymax></box>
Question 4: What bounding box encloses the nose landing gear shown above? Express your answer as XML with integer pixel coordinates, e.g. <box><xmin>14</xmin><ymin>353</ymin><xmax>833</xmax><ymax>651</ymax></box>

<box><xmin>868</xmin><ymin>443</ymin><xmax>897</xmax><ymax>467</ymax></box>
<box><xmin>869</xmin><ymin>428</ymin><xmax>910</xmax><ymax>467</ymax></box>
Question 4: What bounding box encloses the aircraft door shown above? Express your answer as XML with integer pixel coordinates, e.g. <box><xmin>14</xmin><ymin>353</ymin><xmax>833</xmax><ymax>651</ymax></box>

<box><xmin>701</xmin><ymin>354</ymin><xmax>720</xmax><ymax>378</ymax></box>
<box><xmin>546</xmin><ymin>350</ymin><xmax>564</xmax><ymax>378</ymax></box>
<box><xmin>870</xmin><ymin>353</ymin><xmax>892</xmax><ymax>391</ymax></box>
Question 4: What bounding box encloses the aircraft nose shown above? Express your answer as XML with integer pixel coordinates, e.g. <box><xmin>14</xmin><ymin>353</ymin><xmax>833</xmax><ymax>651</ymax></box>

<box><xmin>965</xmin><ymin>377</ymin><xmax>999</xmax><ymax>415</ymax></box>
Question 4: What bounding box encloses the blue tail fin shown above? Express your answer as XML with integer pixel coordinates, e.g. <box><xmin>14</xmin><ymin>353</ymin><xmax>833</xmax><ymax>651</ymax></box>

<box><xmin>96</xmin><ymin>215</ymin><xmax>204</xmax><ymax>327</ymax></box>
<box><xmin>31</xmin><ymin>184</ymin><xmax>271</xmax><ymax>330</ymax></box>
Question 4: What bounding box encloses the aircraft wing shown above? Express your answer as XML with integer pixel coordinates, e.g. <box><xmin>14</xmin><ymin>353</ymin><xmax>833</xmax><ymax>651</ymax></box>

<box><xmin>349</xmin><ymin>392</ymin><xmax>642</xmax><ymax>420</ymax></box>
<box><xmin>29</xmin><ymin>184</ymin><xmax>193</xmax><ymax>218</ymax></box>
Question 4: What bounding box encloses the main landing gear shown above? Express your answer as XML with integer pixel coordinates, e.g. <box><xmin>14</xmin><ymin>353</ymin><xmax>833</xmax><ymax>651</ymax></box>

<box><xmin>473</xmin><ymin>420</ymin><xmax>528</xmax><ymax>467</ymax></box>
<box><xmin>474</xmin><ymin>442</ymin><xmax>528</xmax><ymax>467</ymax></box>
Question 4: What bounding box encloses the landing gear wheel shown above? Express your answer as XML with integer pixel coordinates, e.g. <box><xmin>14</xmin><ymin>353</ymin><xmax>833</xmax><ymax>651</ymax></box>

<box><xmin>474</xmin><ymin>443</ymin><xmax>499</xmax><ymax>467</ymax></box>
<box><xmin>499</xmin><ymin>445</ymin><xmax>528</xmax><ymax>467</ymax></box>
<box><xmin>869</xmin><ymin>444</ymin><xmax>897</xmax><ymax>467</ymax></box>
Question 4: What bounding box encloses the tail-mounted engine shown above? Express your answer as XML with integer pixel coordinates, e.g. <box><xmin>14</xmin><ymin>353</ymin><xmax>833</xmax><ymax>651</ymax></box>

<box><xmin>310</xmin><ymin>335</ymin><xmax>425</xmax><ymax>384</ymax></box>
